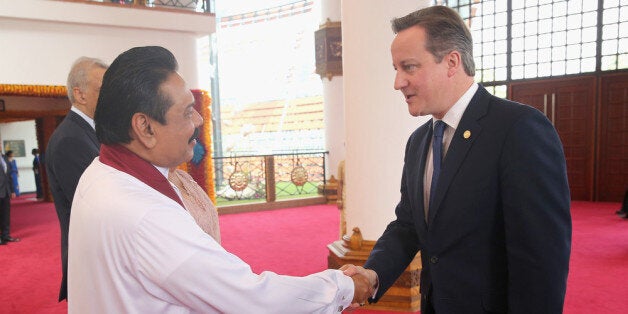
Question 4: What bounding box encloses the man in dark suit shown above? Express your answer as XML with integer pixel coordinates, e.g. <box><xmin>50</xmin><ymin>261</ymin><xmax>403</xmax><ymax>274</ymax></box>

<box><xmin>342</xmin><ymin>6</ymin><xmax>572</xmax><ymax>313</ymax></box>
<box><xmin>0</xmin><ymin>153</ymin><xmax>17</xmax><ymax>245</ymax></box>
<box><xmin>32</xmin><ymin>148</ymin><xmax>43</xmax><ymax>199</ymax></box>
<box><xmin>46</xmin><ymin>57</ymin><xmax>108</xmax><ymax>301</ymax></box>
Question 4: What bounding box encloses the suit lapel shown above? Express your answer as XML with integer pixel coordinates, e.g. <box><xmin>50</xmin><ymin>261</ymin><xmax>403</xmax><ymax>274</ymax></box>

<box><xmin>427</xmin><ymin>87</ymin><xmax>491</xmax><ymax>225</ymax></box>
<box><xmin>68</xmin><ymin>111</ymin><xmax>100</xmax><ymax>148</ymax></box>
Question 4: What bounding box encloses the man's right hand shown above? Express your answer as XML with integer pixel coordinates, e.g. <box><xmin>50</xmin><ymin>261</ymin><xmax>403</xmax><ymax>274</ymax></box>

<box><xmin>350</xmin><ymin>272</ymin><xmax>374</xmax><ymax>306</ymax></box>
<box><xmin>342</xmin><ymin>264</ymin><xmax>378</xmax><ymax>309</ymax></box>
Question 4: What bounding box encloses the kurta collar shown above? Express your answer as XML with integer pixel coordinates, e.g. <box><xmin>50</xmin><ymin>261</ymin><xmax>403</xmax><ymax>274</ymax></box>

<box><xmin>99</xmin><ymin>144</ymin><xmax>184</xmax><ymax>208</ymax></box>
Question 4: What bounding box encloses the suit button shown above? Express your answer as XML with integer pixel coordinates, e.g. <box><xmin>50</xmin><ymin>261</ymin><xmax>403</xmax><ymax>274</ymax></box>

<box><xmin>430</xmin><ymin>256</ymin><xmax>438</xmax><ymax>264</ymax></box>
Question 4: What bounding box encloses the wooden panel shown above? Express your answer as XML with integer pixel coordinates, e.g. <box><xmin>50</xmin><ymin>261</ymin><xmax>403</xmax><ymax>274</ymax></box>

<box><xmin>597</xmin><ymin>73</ymin><xmax>628</xmax><ymax>202</ymax></box>
<box><xmin>511</xmin><ymin>77</ymin><xmax>596</xmax><ymax>200</ymax></box>
<box><xmin>554</xmin><ymin>78</ymin><xmax>596</xmax><ymax>201</ymax></box>
<box><xmin>509</xmin><ymin>89</ymin><xmax>551</xmax><ymax>118</ymax></box>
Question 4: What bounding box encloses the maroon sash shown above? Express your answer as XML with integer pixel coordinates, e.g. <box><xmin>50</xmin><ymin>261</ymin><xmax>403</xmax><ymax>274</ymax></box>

<box><xmin>99</xmin><ymin>144</ymin><xmax>184</xmax><ymax>208</ymax></box>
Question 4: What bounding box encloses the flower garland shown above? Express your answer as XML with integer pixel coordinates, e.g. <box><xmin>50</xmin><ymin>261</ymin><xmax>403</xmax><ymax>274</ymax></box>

<box><xmin>0</xmin><ymin>84</ymin><xmax>67</xmax><ymax>98</ymax></box>
<box><xmin>182</xmin><ymin>89</ymin><xmax>215</xmax><ymax>204</ymax></box>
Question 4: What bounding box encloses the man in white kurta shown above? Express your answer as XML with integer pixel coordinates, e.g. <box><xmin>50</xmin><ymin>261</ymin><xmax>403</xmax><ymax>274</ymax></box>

<box><xmin>69</xmin><ymin>156</ymin><xmax>353</xmax><ymax>313</ymax></box>
<box><xmin>67</xmin><ymin>46</ymin><xmax>370</xmax><ymax>313</ymax></box>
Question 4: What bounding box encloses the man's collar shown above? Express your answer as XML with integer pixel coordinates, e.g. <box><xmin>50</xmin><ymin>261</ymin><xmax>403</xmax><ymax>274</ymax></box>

<box><xmin>154</xmin><ymin>165</ymin><xmax>169</xmax><ymax>179</ymax></box>
<box><xmin>99</xmin><ymin>144</ymin><xmax>184</xmax><ymax>208</ymax></box>
<box><xmin>436</xmin><ymin>82</ymin><xmax>478</xmax><ymax>130</ymax></box>
<box><xmin>71</xmin><ymin>106</ymin><xmax>95</xmax><ymax>130</ymax></box>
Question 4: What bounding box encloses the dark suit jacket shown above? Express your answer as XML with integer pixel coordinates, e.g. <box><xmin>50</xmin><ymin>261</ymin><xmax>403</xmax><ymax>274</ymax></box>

<box><xmin>0</xmin><ymin>156</ymin><xmax>13</xmax><ymax>198</ymax></box>
<box><xmin>46</xmin><ymin>110</ymin><xmax>100</xmax><ymax>301</ymax></box>
<box><xmin>364</xmin><ymin>86</ymin><xmax>572</xmax><ymax>314</ymax></box>
<box><xmin>0</xmin><ymin>156</ymin><xmax>14</xmax><ymax>238</ymax></box>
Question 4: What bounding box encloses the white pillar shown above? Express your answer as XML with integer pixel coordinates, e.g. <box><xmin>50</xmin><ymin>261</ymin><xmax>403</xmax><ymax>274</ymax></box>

<box><xmin>342</xmin><ymin>0</ymin><xmax>430</xmax><ymax>240</ymax></box>
<box><xmin>320</xmin><ymin>0</ymin><xmax>344</xmax><ymax>179</ymax></box>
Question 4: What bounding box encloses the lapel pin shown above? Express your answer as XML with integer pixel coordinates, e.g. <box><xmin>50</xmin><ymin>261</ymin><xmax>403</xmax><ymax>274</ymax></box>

<box><xmin>463</xmin><ymin>130</ymin><xmax>471</xmax><ymax>139</ymax></box>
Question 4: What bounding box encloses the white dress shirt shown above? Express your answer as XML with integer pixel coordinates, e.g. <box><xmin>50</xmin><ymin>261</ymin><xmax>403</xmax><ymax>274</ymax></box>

<box><xmin>423</xmin><ymin>83</ymin><xmax>479</xmax><ymax>214</ymax></box>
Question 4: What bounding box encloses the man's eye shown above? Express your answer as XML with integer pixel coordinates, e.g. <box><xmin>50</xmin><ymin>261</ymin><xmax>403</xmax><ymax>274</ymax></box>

<box><xmin>403</xmin><ymin>64</ymin><xmax>418</xmax><ymax>71</ymax></box>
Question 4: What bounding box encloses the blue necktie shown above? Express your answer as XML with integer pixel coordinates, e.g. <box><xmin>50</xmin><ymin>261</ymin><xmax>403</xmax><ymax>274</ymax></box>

<box><xmin>429</xmin><ymin>120</ymin><xmax>446</xmax><ymax>213</ymax></box>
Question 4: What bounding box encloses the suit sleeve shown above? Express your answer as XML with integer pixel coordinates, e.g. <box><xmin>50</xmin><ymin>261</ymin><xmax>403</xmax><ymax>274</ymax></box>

<box><xmin>500</xmin><ymin>109</ymin><xmax>571</xmax><ymax>313</ymax></box>
<box><xmin>364</xmin><ymin>136</ymin><xmax>421</xmax><ymax>301</ymax></box>
<box><xmin>49</xmin><ymin>136</ymin><xmax>98</xmax><ymax>204</ymax></box>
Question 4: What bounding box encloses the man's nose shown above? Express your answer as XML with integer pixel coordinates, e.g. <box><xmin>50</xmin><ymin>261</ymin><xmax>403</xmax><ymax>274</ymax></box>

<box><xmin>193</xmin><ymin>109</ymin><xmax>203</xmax><ymax>126</ymax></box>
<box><xmin>394</xmin><ymin>71</ymin><xmax>408</xmax><ymax>90</ymax></box>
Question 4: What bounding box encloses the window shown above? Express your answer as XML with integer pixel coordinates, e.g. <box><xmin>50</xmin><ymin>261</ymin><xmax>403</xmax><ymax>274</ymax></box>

<box><xmin>601</xmin><ymin>0</ymin><xmax>628</xmax><ymax>70</ymax></box>
<box><xmin>214</xmin><ymin>1</ymin><xmax>324</xmax><ymax>155</ymax></box>
<box><xmin>510</xmin><ymin>0</ymin><xmax>598</xmax><ymax>78</ymax></box>
<box><xmin>435</xmin><ymin>0</ymin><xmax>627</xmax><ymax>86</ymax></box>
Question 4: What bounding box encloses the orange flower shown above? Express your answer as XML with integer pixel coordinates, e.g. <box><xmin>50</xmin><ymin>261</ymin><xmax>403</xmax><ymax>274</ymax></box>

<box><xmin>185</xmin><ymin>89</ymin><xmax>216</xmax><ymax>204</ymax></box>
<box><xmin>0</xmin><ymin>84</ymin><xmax>67</xmax><ymax>98</ymax></box>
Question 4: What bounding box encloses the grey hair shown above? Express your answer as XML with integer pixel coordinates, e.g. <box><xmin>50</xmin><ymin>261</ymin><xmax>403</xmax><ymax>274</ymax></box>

<box><xmin>66</xmin><ymin>57</ymin><xmax>109</xmax><ymax>103</ymax></box>
<box><xmin>391</xmin><ymin>6</ymin><xmax>475</xmax><ymax>76</ymax></box>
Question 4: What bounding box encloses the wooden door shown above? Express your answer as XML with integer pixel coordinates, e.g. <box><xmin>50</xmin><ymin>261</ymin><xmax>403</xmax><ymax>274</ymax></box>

<box><xmin>597</xmin><ymin>73</ymin><xmax>628</xmax><ymax>202</ymax></box>
<box><xmin>510</xmin><ymin>77</ymin><xmax>596</xmax><ymax>201</ymax></box>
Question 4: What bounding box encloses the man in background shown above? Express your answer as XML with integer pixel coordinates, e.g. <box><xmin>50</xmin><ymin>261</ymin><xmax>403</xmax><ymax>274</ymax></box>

<box><xmin>5</xmin><ymin>151</ymin><xmax>19</xmax><ymax>196</ymax></box>
<box><xmin>31</xmin><ymin>148</ymin><xmax>43</xmax><ymax>199</ymax></box>
<box><xmin>68</xmin><ymin>46</ymin><xmax>371</xmax><ymax>313</ymax></box>
<box><xmin>343</xmin><ymin>6</ymin><xmax>571</xmax><ymax>314</ymax></box>
<box><xmin>0</xmin><ymin>151</ymin><xmax>17</xmax><ymax>245</ymax></box>
<box><xmin>46</xmin><ymin>56</ymin><xmax>108</xmax><ymax>301</ymax></box>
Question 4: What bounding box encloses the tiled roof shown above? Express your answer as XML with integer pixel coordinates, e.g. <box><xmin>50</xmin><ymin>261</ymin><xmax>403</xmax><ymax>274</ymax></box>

<box><xmin>220</xmin><ymin>95</ymin><xmax>324</xmax><ymax>135</ymax></box>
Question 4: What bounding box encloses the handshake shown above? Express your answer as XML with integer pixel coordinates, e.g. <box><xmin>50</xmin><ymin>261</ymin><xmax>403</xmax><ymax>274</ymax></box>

<box><xmin>341</xmin><ymin>264</ymin><xmax>378</xmax><ymax>309</ymax></box>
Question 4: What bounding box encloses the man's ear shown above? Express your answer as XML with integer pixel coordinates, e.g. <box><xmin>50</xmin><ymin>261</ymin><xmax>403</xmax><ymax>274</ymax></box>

<box><xmin>446</xmin><ymin>50</ymin><xmax>462</xmax><ymax>77</ymax></box>
<box><xmin>130</xmin><ymin>113</ymin><xmax>157</xmax><ymax>149</ymax></box>
<box><xmin>72</xmin><ymin>87</ymin><xmax>85</xmax><ymax>105</ymax></box>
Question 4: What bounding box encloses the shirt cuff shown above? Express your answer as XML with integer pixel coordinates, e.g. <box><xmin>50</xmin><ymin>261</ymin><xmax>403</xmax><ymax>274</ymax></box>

<box><xmin>371</xmin><ymin>272</ymin><xmax>379</xmax><ymax>299</ymax></box>
<box><xmin>329</xmin><ymin>269</ymin><xmax>354</xmax><ymax>312</ymax></box>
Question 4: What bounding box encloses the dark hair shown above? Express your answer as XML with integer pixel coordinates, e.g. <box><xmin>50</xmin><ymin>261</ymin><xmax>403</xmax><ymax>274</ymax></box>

<box><xmin>95</xmin><ymin>46</ymin><xmax>178</xmax><ymax>144</ymax></box>
<box><xmin>6</xmin><ymin>150</ymin><xmax>13</xmax><ymax>157</ymax></box>
<box><xmin>391</xmin><ymin>6</ymin><xmax>475</xmax><ymax>76</ymax></box>
<box><xmin>32</xmin><ymin>148</ymin><xmax>39</xmax><ymax>154</ymax></box>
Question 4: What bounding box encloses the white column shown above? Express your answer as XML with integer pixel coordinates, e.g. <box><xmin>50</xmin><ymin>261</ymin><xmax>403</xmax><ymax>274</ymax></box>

<box><xmin>341</xmin><ymin>0</ymin><xmax>431</xmax><ymax>240</ymax></box>
<box><xmin>320</xmin><ymin>0</ymin><xmax>344</xmax><ymax>179</ymax></box>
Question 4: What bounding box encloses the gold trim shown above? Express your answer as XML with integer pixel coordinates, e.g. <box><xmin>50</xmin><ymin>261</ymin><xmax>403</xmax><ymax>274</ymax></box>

<box><xmin>0</xmin><ymin>84</ymin><xmax>67</xmax><ymax>98</ymax></box>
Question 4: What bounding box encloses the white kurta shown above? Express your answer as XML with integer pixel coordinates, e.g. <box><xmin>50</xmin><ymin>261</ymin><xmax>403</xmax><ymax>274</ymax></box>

<box><xmin>68</xmin><ymin>158</ymin><xmax>353</xmax><ymax>313</ymax></box>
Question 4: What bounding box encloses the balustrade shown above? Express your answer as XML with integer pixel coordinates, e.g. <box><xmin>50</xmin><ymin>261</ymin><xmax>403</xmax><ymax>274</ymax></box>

<box><xmin>213</xmin><ymin>152</ymin><xmax>328</xmax><ymax>209</ymax></box>
<box><xmin>62</xmin><ymin>0</ymin><xmax>213</xmax><ymax>14</ymax></box>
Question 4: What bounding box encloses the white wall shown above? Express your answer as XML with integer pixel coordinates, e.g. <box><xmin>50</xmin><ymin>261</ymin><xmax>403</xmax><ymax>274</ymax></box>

<box><xmin>0</xmin><ymin>0</ymin><xmax>215</xmax><ymax>86</ymax></box>
<box><xmin>342</xmin><ymin>0</ymin><xmax>431</xmax><ymax>240</ymax></box>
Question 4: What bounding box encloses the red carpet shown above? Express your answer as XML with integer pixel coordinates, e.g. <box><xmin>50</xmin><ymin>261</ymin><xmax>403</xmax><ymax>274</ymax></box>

<box><xmin>0</xmin><ymin>195</ymin><xmax>65</xmax><ymax>314</ymax></box>
<box><xmin>563</xmin><ymin>201</ymin><xmax>628</xmax><ymax>314</ymax></box>
<box><xmin>0</xmin><ymin>195</ymin><xmax>626</xmax><ymax>313</ymax></box>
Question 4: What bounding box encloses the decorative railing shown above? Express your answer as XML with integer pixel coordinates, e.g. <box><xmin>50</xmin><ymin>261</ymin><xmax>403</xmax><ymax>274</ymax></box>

<box><xmin>79</xmin><ymin>0</ymin><xmax>213</xmax><ymax>14</ymax></box>
<box><xmin>213</xmin><ymin>152</ymin><xmax>327</xmax><ymax>206</ymax></box>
